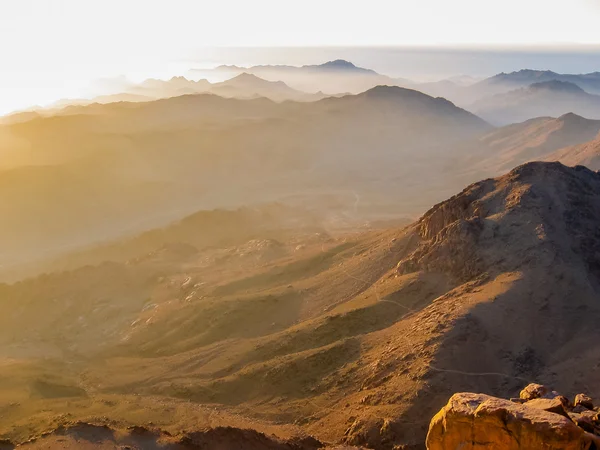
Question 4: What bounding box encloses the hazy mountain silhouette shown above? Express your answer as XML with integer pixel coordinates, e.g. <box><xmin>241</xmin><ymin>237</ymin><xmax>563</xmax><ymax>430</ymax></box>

<box><xmin>475</xmin><ymin>69</ymin><xmax>600</xmax><ymax>95</ymax></box>
<box><xmin>132</xmin><ymin>76</ymin><xmax>212</xmax><ymax>98</ymax></box>
<box><xmin>459</xmin><ymin>112</ymin><xmax>600</xmax><ymax>174</ymax></box>
<box><xmin>471</xmin><ymin>80</ymin><xmax>600</xmax><ymax>125</ymax></box>
<box><xmin>208</xmin><ymin>73</ymin><xmax>325</xmax><ymax>101</ymax></box>
<box><xmin>128</xmin><ymin>74</ymin><xmax>323</xmax><ymax>102</ymax></box>
<box><xmin>207</xmin><ymin>59</ymin><xmax>412</xmax><ymax>94</ymax></box>
<box><xmin>411</xmin><ymin>69</ymin><xmax>600</xmax><ymax>107</ymax></box>
<box><xmin>0</xmin><ymin>87</ymin><xmax>489</xmax><ymax>278</ymax></box>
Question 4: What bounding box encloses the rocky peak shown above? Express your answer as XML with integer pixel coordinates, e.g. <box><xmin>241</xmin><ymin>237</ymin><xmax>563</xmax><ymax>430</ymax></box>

<box><xmin>397</xmin><ymin>162</ymin><xmax>600</xmax><ymax>281</ymax></box>
<box><xmin>321</xmin><ymin>59</ymin><xmax>357</xmax><ymax>69</ymax></box>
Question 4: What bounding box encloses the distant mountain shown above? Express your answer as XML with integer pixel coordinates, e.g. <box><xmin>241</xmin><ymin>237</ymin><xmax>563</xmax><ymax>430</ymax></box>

<box><xmin>545</xmin><ymin>132</ymin><xmax>600</xmax><ymax>170</ymax></box>
<box><xmin>0</xmin><ymin>86</ymin><xmax>490</xmax><ymax>273</ymax></box>
<box><xmin>132</xmin><ymin>76</ymin><xmax>212</xmax><ymax>97</ymax></box>
<box><xmin>208</xmin><ymin>73</ymin><xmax>325</xmax><ymax>102</ymax></box>
<box><xmin>476</xmin><ymin>69</ymin><xmax>600</xmax><ymax>95</ymax></box>
<box><xmin>134</xmin><ymin>74</ymin><xmax>321</xmax><ymax>102</ymax></box>
<box><xmin>297</xmin><ymin>59</ymin><xmax>379</xmax><ymax>74</ymax></box>
<box><xmin>215</xmin><ymin>59</ymin><xmax>379</xmax><ymax>75</ymax></box>
<box><xmin>462</xmin><ymin>112</ymin><xmax>600</xmax><ymax>173</ymax></box>
<box><xmin>445</xmin><ymin>74</ymin><xmax>482</xmax><ymax>86</ymax></box>
<box><xmin>207</xmin><ymin>60</ymin><xmax>411</xmax><ymax>94</ymax></box>
<box><xmin>471</xmin><ymin>80</ymin><xmax>600</xmax><ymax>125</ymax></box>
<box><xmin>325</xmin><ymin>85</ymin><xmax>489</xmax><ymax>133</ymax></box>
<box><xmin>418</xmin><ymin>69</ymin><xmax>600</xmax><ymax>108</ymax></box>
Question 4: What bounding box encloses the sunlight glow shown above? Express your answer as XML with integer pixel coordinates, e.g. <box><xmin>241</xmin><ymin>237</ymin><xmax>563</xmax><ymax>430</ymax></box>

<box><xmin>1</xmin><ymin>0</ymin><xmax>600</xmax><ymax>113</ymax></box>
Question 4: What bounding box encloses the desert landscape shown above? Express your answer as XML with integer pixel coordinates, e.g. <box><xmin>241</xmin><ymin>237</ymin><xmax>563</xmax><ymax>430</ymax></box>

<box><xmin>2</xmin><ymin>1</ymin><xmax>600</xmax><ymax>449</ymax></box>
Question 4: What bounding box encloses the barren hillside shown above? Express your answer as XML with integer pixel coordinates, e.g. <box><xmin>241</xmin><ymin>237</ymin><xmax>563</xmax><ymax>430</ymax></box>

<box><xmin>2</xmin><ymin>162</ymin><xmax>600</xmax><ymax>448</ymax></box>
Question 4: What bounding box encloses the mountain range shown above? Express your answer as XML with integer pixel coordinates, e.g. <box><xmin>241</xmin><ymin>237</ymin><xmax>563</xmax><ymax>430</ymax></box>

<box><xmin>129</xmin><ymin>72</ymin><xmax>327</xmax><ymax>102</ymax></box>
<box><xmin>208</xmin><ymin>59</ymin><xmax>409</xmax><ymax>94</ymax></box>
<box><xmin>7</xmin><ymin>75</ymin><xmax>600</xmax><ymax>280</ymax></box>
<box><xmin>471</xmin><ymin>80</ymin><xmax>600</xmax><ymax>125</ymax></box>
<box><xmin>460</xmin><ymin>112</ymin><xmax>600</xmax><ymax>173</ymax></box>
<box><xmin>196</xmin><ymin>62</ymin><xmax>600</xmax><ymax>111</ymax></box>
<box><xmin>474</xmin><ymin>68</ymin><xmax>600</xmax><ymax>95</ymax></box>
<box><xmin>0</xmin><ymin>85</ymin><xmax>490</xmax><ymax>278</ymax></box>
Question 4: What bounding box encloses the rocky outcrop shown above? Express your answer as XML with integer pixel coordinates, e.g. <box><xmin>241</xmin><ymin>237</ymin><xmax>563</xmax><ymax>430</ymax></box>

<box><xmin>426</xmin><ymin>385</ymin><xmax>600</xmax><ymax>449</ymax></box>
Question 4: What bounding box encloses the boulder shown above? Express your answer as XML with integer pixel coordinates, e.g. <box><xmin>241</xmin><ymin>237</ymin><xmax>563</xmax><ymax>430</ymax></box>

<box><xmin>519</xmin><ymin>383</ymin><xmax>550</xmax><ymax>401</ymax></box>
<box><xmin>426</xmin><ymin>392</ymin><xmax>591</xmax><ymax>450</ymax></box>
<box><xmin>575</xmin><ymin>394</ymin><xmax>594</xmax><ymax>410</ymax></box>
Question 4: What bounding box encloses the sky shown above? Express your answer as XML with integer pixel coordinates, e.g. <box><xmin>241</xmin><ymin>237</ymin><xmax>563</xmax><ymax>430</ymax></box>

<box><xmin>1</xmin><ymin>0</ymin><xmax>600</xmax><ymax>114</ymax></box>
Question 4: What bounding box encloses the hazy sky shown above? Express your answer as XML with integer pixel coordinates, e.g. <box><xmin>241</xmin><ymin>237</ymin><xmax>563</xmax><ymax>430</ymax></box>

<box><xmin>1</xmin><ymin>0</ymin><xmax>600</xmax><ymax>113</ymax></box>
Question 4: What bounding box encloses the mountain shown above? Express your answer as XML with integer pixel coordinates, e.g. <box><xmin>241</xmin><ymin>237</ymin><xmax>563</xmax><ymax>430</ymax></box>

<box><xmin>215</xmin><ymin>59</ymin><xmax>380</xmax><ymax>75</ymax></box>
<box><xmin>471</xmin><ymin>80</ymin><xmax>600</xmax><ymax>125</ymax></box>
<box><xmin>460</xmin><ymin>113</ymin><xmax>600</xmax><ymax>174</ymax></box>
<box><xmin>132</xmin><ymin>73</ymin><xmax>324</xmax><ymax>103</ymax></box>
<box><xmin>49</xmin><ymin>74</ymin><xmax>325</xmax><ymax>106</ymax></box>
<box><xmin>0</xmin><ymin>87</ymin><xmax>490</xmax><ymax>276</ymax></box>
<box><xmin>3</xmin><ymin>162</ymin><xmax>600</xmax><ymax>449</ymax></box>
<box><xmin>284</xmin><ymin>59</ymin><xmax>378</xmax><ymax>74</ymax></box>
<box><xmin>545</xmin><ymin>132</ymin><xmax>600</xmax><ymax>170</ymax></box>
<box><xmin>475</xmin><ymin>69</ymin><xmax>600</xmax><ymax>95</ymax></box>
<box><xmin>207</xmin><ymin>60</ymin><xmax>411</xmax><ymax>94</ymax></box>
<box><xmin>419</xmin><ymin>69</ymin><xmax>600</xmax><ymax>108</ymax></box>
<box><xmin>383</xmin><ymin>161</ymin><xmax>600</xmax><ymax>447</ymax></box>
<box><xmin>208</xmin><ymin>72</ymin><xmax>325</xmax><ymax>102</ymax></box>
<box><xmin>131</xmin><ymin>76</ymin><xmax>212</xmax><ymax>98</ymax></box>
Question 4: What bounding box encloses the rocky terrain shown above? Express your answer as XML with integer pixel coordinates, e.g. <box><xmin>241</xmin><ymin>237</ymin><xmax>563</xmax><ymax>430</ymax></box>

<box><xmin>2</xmin><ymin>161</ymin><xmax>600</xmax><ymax>449</ymax></box>
<box><xmin>427</xmin><ymin>383</ymin><xmax>600</xmax><ymax>449</ymax></box>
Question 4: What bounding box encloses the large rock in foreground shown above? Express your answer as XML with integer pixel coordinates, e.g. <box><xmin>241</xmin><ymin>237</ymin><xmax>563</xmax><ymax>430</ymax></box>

<box><xmin>426</xmin><ymin>392</ymin><xmax>594</xmax><ymax>450</ymax></box>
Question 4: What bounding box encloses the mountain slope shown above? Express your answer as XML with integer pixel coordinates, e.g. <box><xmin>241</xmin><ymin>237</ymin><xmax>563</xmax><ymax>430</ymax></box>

<box><xmin>3</xmin><ymin>162</ymin><xmax>600</xmax><ymax>449</ymax></box>
<box><xmin>472</xmin><ymin>80</ymin><xmax>600</xmax><ymax>125</ymax></box>
<box><xmin>462</xmin><ymin>113</ymin><xmax>600</xmax><ymax>174</ymax></box>
<box><xmin>545</xmin><ymin>132</ymin><xmax>600</xmax><ymax>170</ymax></box>
<box><xmin>386</xmin><ymin>161</ymin><xmax>600</xmax><ymax>446</ymax></box>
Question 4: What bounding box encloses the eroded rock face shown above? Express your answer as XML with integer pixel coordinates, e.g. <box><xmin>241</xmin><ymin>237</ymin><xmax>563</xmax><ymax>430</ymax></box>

<box><xmin>426</xmin><ymin>391</ymin><xmax>598</xmax><ymax>450</ymax></box>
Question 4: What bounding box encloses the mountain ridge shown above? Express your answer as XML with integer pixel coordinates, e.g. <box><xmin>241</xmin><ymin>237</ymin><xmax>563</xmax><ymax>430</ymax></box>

<box><xmin>472</xmin><ymin>80</ymin><xmax>600</xmax><ymax>125</ymax></box>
